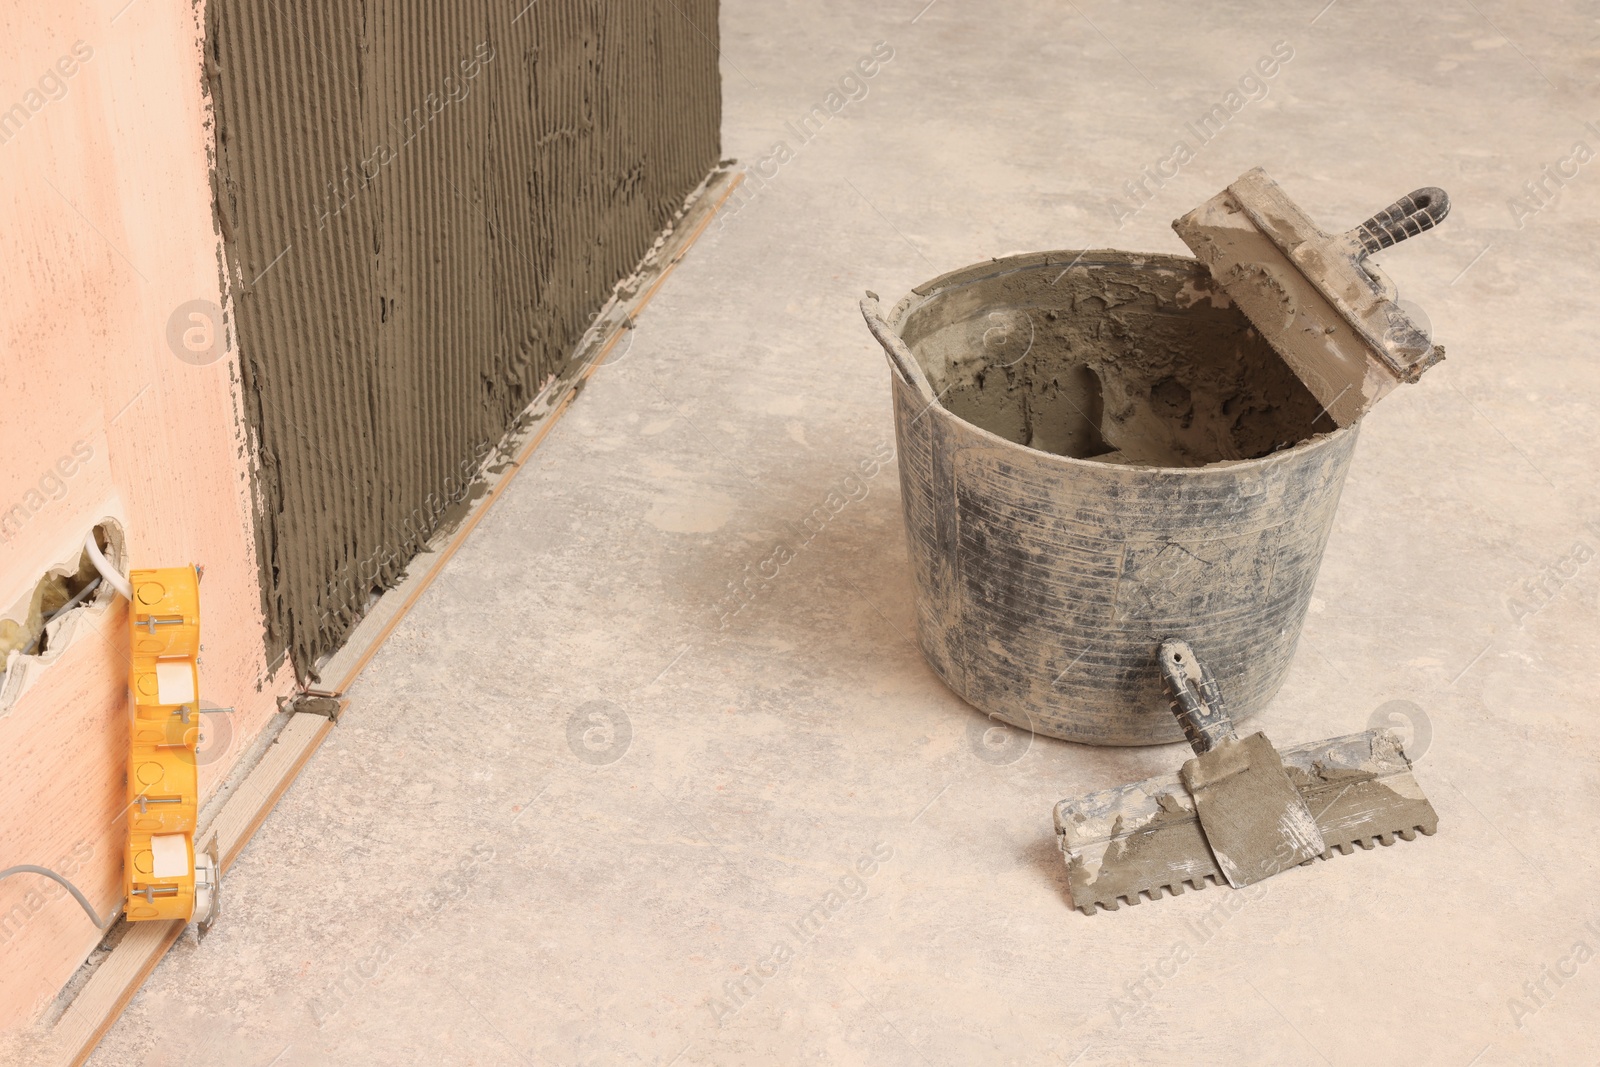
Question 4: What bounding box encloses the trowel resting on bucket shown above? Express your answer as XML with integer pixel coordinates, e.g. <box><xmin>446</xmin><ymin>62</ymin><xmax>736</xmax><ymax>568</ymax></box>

<box><xmin>1054</xmin><ymin>640</ymin><xmax>1438</xmax><ymax>914</ymax></box>
<box><xmin>1173</xmin><ymin>168</ymin><xmax>1450</xmax><ymax>427</ymax></box>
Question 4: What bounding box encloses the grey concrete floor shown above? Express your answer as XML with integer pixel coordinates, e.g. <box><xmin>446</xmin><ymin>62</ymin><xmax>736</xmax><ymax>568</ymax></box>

<box><xmin>83</xmin><ymin>2</ymin><xmax>1600</xmax><ymax>1064</ymax></box>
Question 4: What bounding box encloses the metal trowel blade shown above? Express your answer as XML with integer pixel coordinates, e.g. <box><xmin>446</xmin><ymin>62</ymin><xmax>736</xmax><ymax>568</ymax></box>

<box><xmin>1180</xmin><ymin>731</ymin><xmax>1325</xmax><ymax>888</ymax></box>
<box><xmin>1172</xmin><ymin>168</ymin><xmax>1448</xmax><ymax>426</ymax></box>
<box><xmin>1056</xmin><ymin>728</ymin><xmax>1437</xmax><ymax>914</ymax></box>
<box><xmin>1055</xmin><ymin>770</ymin><xmax>1224</xmax><ymax>915</ymax></box>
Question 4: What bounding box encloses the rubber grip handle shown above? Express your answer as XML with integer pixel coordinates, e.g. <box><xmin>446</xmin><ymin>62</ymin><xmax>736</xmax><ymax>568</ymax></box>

<box><xmin>1347</xmin><ymin>187</ymin><xmax>1450</xmax><ymax>256</ymax></box>
<box><xmin>1158</xmin><ymin>639</ymin><xmax>1237</xmax><ymax>757</ymax></box>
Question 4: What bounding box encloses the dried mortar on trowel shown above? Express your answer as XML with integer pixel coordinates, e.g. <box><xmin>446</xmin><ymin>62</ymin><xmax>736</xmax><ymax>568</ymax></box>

<box><xmin>1055</xmin><ymin>641</ymin><xmax>1439</xmax><ymax>914</ymax></box>
<box><xmin>1173</xmin><ymin>167</ymin><xmax>1451</xmax><ymax>425</ymax></box>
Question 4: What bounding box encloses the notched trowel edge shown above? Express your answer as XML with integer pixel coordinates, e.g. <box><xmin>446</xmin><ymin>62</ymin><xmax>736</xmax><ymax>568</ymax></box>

<box><xmin>1054</xmin><ymin>728</ymin><xmax>1438</xmax><ymax>914</ymax></box>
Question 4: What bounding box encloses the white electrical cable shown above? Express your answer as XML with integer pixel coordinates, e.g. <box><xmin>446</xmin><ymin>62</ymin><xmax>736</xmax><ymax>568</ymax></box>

<box><xmin>84</xmin><ymin>532</ymin><xmax>132</xmax><ymax>600</ymax></box>
<box><xmin>21</xmin><ymin>577</ymin><xmax>101</xmax><ymax>655</ymax></box>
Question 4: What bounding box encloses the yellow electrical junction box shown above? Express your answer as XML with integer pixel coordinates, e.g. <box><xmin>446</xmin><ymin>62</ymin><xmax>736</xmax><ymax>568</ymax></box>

<box><xmin>124</xmin><ymin>565</ymin><xmax>210</xmax><ymax>923</ymax></box>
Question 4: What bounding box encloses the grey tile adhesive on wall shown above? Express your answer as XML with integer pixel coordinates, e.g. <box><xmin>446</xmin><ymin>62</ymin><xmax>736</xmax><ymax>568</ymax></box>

<box><xmin>205</xmin><ymin>1</ymin><xmax>722</xmax><ymax>679</ymax></box>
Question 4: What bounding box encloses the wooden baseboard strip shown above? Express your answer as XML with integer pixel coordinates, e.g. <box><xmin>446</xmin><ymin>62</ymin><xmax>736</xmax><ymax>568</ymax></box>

<box><xmin>47</xmin><ymin>920</ymin><xmax>184</xmax><ymax>1067</ymax></box>
<box><xmin>210</xmin><ymin>712</ymin><xmax>336</xmax><ymax>873</ymax></box>
<box><xmin>40</xmin><ymin>164</ymin><xmax>738</xmax><ymax>1067</ymax></box>
<box><xmin>316</xmin><ymin>164</ymin><xmax>740</xmax><ymax>697</ymax></box>
<box><xmin>47</xmin><ymin>712</ymin><xmax>334</xmax><ymax>1066</ymax></box>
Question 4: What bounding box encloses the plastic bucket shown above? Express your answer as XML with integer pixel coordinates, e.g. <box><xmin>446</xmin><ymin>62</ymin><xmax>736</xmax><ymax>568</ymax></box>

<box><xmin>862</xmin><ymin>250</ymin><xmax>1359</xmax><ymax>746</ymax></box>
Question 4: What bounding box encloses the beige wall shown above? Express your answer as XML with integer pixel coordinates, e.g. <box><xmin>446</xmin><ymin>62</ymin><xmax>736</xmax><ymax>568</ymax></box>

<box><xmin>0</xmin><ymin>2</ymin><xmax>289</xmax><ymax>1029</ymax></box>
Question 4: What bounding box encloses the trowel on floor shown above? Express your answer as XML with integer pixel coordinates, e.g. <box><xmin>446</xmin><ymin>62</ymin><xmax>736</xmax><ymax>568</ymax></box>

<box><xmin>1054</xmin><ymin>639</ymin><xmax>1438</xmax><ymax>914</ymax></box>
<box><xmin>1173</xmin><ymin>168</ymin><xmax>1450</xmax><ymax>427</ymax></box>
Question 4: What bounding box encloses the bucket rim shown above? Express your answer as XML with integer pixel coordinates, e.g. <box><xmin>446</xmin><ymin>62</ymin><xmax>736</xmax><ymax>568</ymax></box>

<box><xmin>879</xmin><ymin>248</ymin><xmax>1361</xmax><ymax>473</ymax></box>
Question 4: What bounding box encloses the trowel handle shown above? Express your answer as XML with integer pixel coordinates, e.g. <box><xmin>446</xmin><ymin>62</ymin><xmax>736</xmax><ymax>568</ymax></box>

<box><xmin>1158</xmin><ymin>639</ymin><xmax>1237</xmax><ymax>757</ymax></box>
<box><xmin>1346</xmin><ymin>187</ymin><xmax>1450</xmax><ymax>256</ymax></box>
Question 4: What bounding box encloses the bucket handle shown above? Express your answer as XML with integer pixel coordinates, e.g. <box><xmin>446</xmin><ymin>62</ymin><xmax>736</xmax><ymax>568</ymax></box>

<box><xmin>860</xmin><ymin>292</ymin><xmax>938</xmax><ymax>405</ymax></box>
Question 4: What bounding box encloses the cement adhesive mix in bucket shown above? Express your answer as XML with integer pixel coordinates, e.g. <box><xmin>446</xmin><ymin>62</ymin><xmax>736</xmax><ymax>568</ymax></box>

<box><xmin>861</xmin><ymin>168</ymin><xmax>1449</xmax><ymax>910</ymax></box>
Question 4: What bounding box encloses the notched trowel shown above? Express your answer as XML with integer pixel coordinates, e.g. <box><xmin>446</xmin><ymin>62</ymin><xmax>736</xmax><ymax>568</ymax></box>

<box><xmin>1054</xmin><ymin>640</ymin><xmax>1439</xmax><ymax>914</ymax></box>
<box><xmin>1173</xmin><ymin>168</ymin><xmax>1450</xmax><ymax>427</ymax></box>
<box><xmin>1160</xmin><ymin>640</ymin><xmax>1325</xmax><ymax>887</ymax></box>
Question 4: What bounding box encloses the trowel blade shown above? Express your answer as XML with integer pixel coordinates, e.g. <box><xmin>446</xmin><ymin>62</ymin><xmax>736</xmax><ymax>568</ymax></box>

<box><xmin>1180</xmin><ymin>731</ymin><xmax>1325</xmax><ymax>888</ymax></box>
<box><xmin>1055</xmin><ymin>770</ymin><xmax>1224</xmax><ymax>915</ymax></box>
<box><xmin>1172</xmin><ymin>168</ymin><xmax>1445</xmax><ymax>427</ymax></box>
<box><xmin>1282</xmin><ymin>728</ymin><xmax>1439</xmax><ymax>857</ymax></box>
<box><xmin>1055</xmin><ymin>729</ymin><xmax>1437</xmax><ymax>914</ymax></box>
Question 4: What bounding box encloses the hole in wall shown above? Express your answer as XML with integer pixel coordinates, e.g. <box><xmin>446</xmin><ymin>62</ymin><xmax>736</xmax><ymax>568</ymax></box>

<box><xmin>0</xmin><ymin>520</ymin><xmax>125</xmax><ymax>711</ymax></box>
